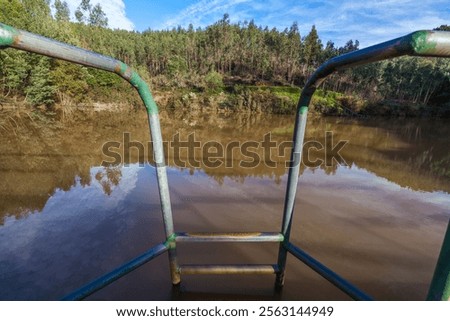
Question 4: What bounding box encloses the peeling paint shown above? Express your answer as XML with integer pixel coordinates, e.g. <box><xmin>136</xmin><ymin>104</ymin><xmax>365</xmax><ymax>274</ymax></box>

<box><xmin>164</xmin><ymin>233</ymin><xmax>177</xmax><ymax>250</ymax></box>
<box><xmin>299</xmin><ymin>106</ymin><xmax>308</xmax><ymax>115</ymax></box>
<box><xmin>119</xmin><ymin>61</ymin><xmax>127</xmax><ymax>75</ymax></box>
<box><xmin>166</xmin><ymin>233</ymin><xmax>177</xmax><ymax>243</ymax></box>
<box><xmin>411</xmin><ymin>30</ymin><xmax>437</xmax><ymax>54</ymax></box>
<box><xmin>113</xmin><ymin>61</ymin><xmax>159</xmax><ymax>114</ymax></box>
<box><xmin>113</xmin><ymin>63</ymin><xmax>121</xmax><ymax>74</ymax></box>
<box><xmin>0</xmin><ymin>23</ymin><xmax>17</xmax><ymax>47</ymax></box>
<box><xmin>129</xmin><ymin>70</ymin><xmax>159</xmax><ymax>115</ymax></box>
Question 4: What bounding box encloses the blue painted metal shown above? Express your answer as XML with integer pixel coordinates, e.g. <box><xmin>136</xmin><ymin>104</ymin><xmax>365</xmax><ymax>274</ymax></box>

<box><xmin>285</xmin><ymin>242</ymin><xmax>373</xmax><ymax>300</ymax></box>
<box><xmin>61</xmin><ymin>243</ymin><xmax>168</xmax><ymax>301</ymax></box>
<box><xmin>0</xmin><ymin>22</ymin><xmax>180</xmax><ymax>286</ymax></box>
<box><xmin>276</xmin><ymin>30</ymin><xmax>450</xmax><ymax>288</ymax></box>
<box><xmin>1</xmin><ymin>22</ymin><xmax>449</xmax><ymax>300</ymax></box>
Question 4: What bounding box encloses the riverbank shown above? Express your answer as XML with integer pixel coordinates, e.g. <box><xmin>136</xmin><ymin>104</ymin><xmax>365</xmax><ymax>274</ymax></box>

<box><xmin>2</xmin><ymin>84</ymin><xmax>449</xmax><ymax>119</ymax></box>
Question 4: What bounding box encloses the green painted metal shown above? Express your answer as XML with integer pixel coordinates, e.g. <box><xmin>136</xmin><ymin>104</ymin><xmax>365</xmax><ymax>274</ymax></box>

<box><xmin>299</xmin><ymin>106</ymin><xmax>308</xmax><ymax>115</ymax></box>
<box><xmin>1</xmin><ymin>22</ymin><xmax>450</xmax><ymax>300</ymax></box>
<box><xmin>165</xmin><ymin>233</ymin><xmax>177</xmax><ymax>246</ymax></box>
<box><xmin>427</xmin><ymin>221</ymin><xmax>450</xmax><ymax>301</ymax></box>
<box><xmin>296</xmin><ymin>30</ymin><xmax>450</xmax><ymax>110</ymax></box>
<box><xmin>0</xmin><ymin>23</ymin><xmax>159</xmax><ymax>115</ymax></box>
<box><xmin>276</xmin><ymin>29</ymin><xmax>450</xmax><ymax>292</ymax></box>
<box><xmin>275</xmin><ymin>102</ymin><xmax>309</xmax><ymax>288</ymax></box>
<box><xmin>130</xmin><ymin>71</ymin><xmax>159</xmax><ymax>115</ymax></box>
<box><xmin>411</xmin><ymin>31</ymin><xmax>437</xmax><ymax>54</ymax></box>
<box><xmin>0</xmin><ymin>23</ymin><xmax>18</xmax><ymax>46</ymax></box>
<box><xmin>116</xmin><ymin>62</ymin><xmax>158</xmax><ymax>115</ymax></box>
<box><xmin>0</xmin><ymin>22</ymin><xmax>178</xmax><ymax>291</ymax></box>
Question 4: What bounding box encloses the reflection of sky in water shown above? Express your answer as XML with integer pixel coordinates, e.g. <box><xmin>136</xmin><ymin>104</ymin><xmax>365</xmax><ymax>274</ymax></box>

<box><xmin>2</xmin><ymin>163</ymin><xmax>448</xmax><ymax>228</ymax></box>
<box><xmin>0</xmin><ymin>164</ymin><xmax>145</xmax><ymax>285</ymax></box>
<box><xmin>1</xmin><ymin>113</ymin><xmax>448</xmax><ymax>299</ymax></box>
<box><xmin>0</xmin><ymin>162</ymin><xmax>448</xmax><ymax>300</ymax></box>
<box><xmin>1</xmin><ymin>165</ymin><xmax>143</xmax><ymax>270</ymax></box>
<box><xmin>3</xmin><ymin>165</ymin><xmax>142</xmax><ymax>226</ymax></box>
<box><xmin>0</xmin><ymin>164</ymin><xmax>161</xmax><ymax>299</ymax></box>
<box><xmin>301</xmin><ymin>165</ymin><xmax>450</xmax><ymax>208</ymax></box>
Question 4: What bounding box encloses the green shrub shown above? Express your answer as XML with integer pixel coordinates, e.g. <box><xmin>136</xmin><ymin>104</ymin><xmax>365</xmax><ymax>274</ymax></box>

<box><xmin>204</xmin><ymin>71</ymin><xmax>224</xmax><ymax>94</ymax></box>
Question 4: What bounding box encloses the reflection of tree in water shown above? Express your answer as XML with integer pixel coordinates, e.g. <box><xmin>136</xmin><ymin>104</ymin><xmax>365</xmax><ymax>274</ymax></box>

<box><xmin>95</xmin><ymin>166</ymin><xmax>122</xmax><ymax>196</ymax></box>
<box><xmin>430</xmin><ymin>153</ymin><xmax>450</xmax><ymax>179</ymax></box>
<box><xmin>1</xmin><ymin>109</ymin><xmax>449</xmax><ymax>224</ymax></box>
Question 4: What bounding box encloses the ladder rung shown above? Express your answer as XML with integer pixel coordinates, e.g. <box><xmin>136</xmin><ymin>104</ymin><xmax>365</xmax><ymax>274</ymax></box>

<box><xmin>179</xmin><ymin>264</ymin><xmax>279</xmax><ymax>275</ymax></box>
<box><xmin>175</xmin><ymin>232</ymin><xmax>284</xmax><ymax>243</ymax></box>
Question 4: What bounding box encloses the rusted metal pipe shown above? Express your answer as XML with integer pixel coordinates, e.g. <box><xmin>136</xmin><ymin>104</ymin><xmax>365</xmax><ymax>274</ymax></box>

<box><xmin>0</xmin><ymin>22</ymin><xmax>181</xmax><ymax>286</ymax></box>
<box><xmin>176</xmin><ymin>232</ymin><xmax>284</xmax><ymax>242</ymax></box>
<box><xmin>2</xmin><ymin>22</ymin><xmax>450</xmax><ymax>299</ymax></box>
<box><xmin>276</xmin><ymin>105</ymin><xmax>308</xmax><ymax>288</ymax></box>
<box><xmin>180</xmin><ymin>264</ymin><xmax>279</xmax><ymax>275</ymax></box>
<box><xmin>0</xmin><ymin>23</ymin><xmax>158</xmax><ymax>114</ymax></box>
<box><xmin>276</xmin><ymin>30</ymin><xmax>450</xmax><ymax>289</ymax></box>
<box><xmin>300</xmin><ymin>30</ymin><xmax>450</xmax><ymax>107</ymax></box>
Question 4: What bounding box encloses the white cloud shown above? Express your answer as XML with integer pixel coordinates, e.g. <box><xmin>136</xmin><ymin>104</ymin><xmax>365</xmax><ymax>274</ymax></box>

<box><xmin>52</xmin><ymin>0</ymin><xmax>134</xmax><ymax>30</ymax></box>
<box><xmin>257</xmin><ymin>0</ymin><xmax>450</xmax><ymax>46</ymax></box>
<box><xmin>51</xmin><ymin>0</ymin><xmax>449</xmax><ymax>46</ymax></box>
<box><xmin>160</xmin><ymin>0</ymin><xmax>251</xmax><ymax>29</ymax></box>
<box><xmin>157</xmin><ymin>0</ymin><xmax>449</xmax><ymax>47</ymax></box>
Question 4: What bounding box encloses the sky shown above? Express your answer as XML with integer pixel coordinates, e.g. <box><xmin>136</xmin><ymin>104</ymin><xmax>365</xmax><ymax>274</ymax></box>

<box><xmin>56</xmin><ymin>0</ymin><xmax>449</xmax><ymax>47</ymax></box>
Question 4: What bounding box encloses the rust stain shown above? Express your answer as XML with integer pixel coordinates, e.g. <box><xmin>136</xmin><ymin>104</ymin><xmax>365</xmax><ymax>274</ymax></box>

<box><xmin>187</xmin><ymin>232</ymin><xmax>261</xmax><ymax>238</ymax></box>
<box><xmin>12</xmin><ymin>35</ymin><xmax>21</xmax><ymax>46</ymax></box>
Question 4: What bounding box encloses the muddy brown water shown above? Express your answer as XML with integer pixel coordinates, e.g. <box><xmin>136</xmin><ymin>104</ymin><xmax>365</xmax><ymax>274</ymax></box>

<box><xmin>0</xmin><ymin>108</ymin><xmax>449</xmax><ymax>300</ymax></box>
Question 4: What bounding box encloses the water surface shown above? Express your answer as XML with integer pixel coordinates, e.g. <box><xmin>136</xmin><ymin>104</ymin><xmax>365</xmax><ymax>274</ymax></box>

<box><xmin>0</xmin><ymin>109</ymin><xmax>448</xmax><ymax>300</ymax></box>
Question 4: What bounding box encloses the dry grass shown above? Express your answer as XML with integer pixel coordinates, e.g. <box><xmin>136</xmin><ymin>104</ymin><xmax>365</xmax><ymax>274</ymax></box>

<box><xmin>0</xmin><ymin>106</ymin><xmax>35</xmax><ymax>135</ymax></box>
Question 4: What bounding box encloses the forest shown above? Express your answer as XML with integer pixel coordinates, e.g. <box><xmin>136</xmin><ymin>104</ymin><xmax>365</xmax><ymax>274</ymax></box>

<box><xmin>0</xmin><ymin>0</ymin><xmax>449</xmax><ymax>117</ymax></box>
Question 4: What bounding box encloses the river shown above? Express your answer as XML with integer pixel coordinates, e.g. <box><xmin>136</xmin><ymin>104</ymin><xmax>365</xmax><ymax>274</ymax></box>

<box><xmin>0</xmin><ymin>108</ymin><xmax>449</xmax><ymax>300</ymax></box>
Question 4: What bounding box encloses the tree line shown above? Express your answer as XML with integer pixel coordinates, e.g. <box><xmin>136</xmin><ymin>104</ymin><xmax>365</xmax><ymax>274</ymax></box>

<box><xmin>0</xmin><ymin>0</ymin><xmax>449</xmax><ymax>115</ymax></box>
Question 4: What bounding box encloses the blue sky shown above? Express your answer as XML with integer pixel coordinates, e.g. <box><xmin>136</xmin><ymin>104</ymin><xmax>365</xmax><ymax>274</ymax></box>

<box><xmin>58</xmin><ymin>0</ymin><xmax>449</xmax><ymax>47</ymax></box>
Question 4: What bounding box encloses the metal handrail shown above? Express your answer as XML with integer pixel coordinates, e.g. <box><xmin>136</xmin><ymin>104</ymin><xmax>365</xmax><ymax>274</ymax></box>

<box><xmin>427</xmin><ymin>220</ymin><xmax>450</xmax><ymax>301</ymax></box>
<box><xmin>0</xmin><ymin>21</ymin><xmax>180</xmax><ymax>286</ymax></box>
<box><xmin>275</xmin><ymin>30</ymin><xmax>450</xmax><ymax>294</ymax></box>
<box><xmin>1</xmin><ymin>22</ymin><xmax>449</xmax><ymax>301</ymax></box>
